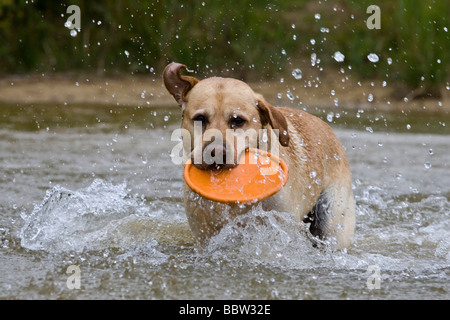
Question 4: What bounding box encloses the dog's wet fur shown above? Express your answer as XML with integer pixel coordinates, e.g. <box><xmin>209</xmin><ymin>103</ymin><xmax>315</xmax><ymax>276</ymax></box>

<box><xmin>163</xmin><ymin>62</ymin><xmax>355</xmax><ymax>250</ymax></box>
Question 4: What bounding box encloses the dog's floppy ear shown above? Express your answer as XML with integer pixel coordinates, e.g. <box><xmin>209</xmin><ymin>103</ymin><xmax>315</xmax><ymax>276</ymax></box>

<box><xmin>255</xmin><ymin>94</ymin><xmax>290</xmax><ymax>147</ymax></box>
<box><xmin>163</xmin><ymin>62</ymin><xmax>199</xmax><ymax>106</ymax></box>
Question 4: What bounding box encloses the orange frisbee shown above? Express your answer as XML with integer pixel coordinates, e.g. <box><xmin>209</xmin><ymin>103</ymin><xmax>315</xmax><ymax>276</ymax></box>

<box><xmin>184</xmin><ymin>148</ymin><xmax>288</xmax><ymax>203</ymax></box>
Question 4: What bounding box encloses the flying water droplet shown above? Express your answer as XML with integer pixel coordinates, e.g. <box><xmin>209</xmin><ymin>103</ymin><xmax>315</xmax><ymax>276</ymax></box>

<box><xmin>286</xmin><ymin>90</ymin><xmax>294</xmax><ymax>101</ymax></box>
<box><xmin>311</xmin><ymin>53</ymin><xmax>317</xmax><ymax>66</ymax></box>
<box><xmin>333</xmin><ymin>51</ymin><xmax>345</xmax><ymax>62</ymax></box>
<box><xmin>70</xmin><ymin>29</ymin><xmax>77</xmax><ymax>37</ymax></box>
<box><xmin>326</xmin><ymin>112</ymin><xmax>334</xmax><ymax>122</ymax></box>
<box><xmin>291</xmin><ymin>68</ymin><xmax>302</xmax><ymax>80</ymax></box>
<box><xmin>367</xmin><ymin>53</ymin><xmax>379</xmax><ymax>63</ymax></box>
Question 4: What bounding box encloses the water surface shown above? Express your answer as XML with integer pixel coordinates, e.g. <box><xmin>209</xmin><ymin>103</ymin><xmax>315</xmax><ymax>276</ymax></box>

<box><xmin>1</xmin><ymin>103</ymin><xmax>449</xmax><ymax>299</ymax></box>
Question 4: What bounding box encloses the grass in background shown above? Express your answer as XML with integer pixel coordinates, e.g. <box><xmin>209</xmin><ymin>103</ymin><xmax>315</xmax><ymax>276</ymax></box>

<box><xmin>0</xmin><ymin>0</ymin><xmax>448</xmax><ymax>97</ymax></box>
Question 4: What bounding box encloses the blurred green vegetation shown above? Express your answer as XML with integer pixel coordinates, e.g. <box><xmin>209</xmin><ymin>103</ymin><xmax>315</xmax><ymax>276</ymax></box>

<box><xmin>0</xmin><ymin>0</ymin><xmax>449</xmax><ymax>96</ymax></box>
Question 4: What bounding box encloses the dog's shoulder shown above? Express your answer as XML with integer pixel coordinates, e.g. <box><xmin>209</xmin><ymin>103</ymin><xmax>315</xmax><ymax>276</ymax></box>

<box><xmin>275</xmin><ymin>107</ymin><xmax>346</xmax><ymax>167</ymax></box>
<box><xmin>276</xmin><ymin>107</ymin><xmax>335</xmax><ymax>138</ymax></box>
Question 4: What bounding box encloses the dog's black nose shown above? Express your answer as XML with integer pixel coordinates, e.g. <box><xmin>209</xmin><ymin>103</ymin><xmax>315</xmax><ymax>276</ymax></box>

<box><xmin>209</xmin><ymin>144</ymin><xmax>227</xmax><ymax>164</ymax></box>
<box><xmin>194</xmin><ymin>143</ymin><xmax>236</xmax><ymax>171</ymax></box>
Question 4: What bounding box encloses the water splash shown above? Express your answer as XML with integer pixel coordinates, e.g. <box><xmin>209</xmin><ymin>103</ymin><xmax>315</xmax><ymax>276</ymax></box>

<box><xmin>19</xmin><ymin>179</ymin><xmax>191</xmax><ymax>254</ymax></box>
<box><xmin>353</xmin><ymin>183</ymin><xmax>450</xmax><ymax>271</ymax></box>
<box><xmin>18</xmin><ymin>177</ymin><xmax>450</xmax><ymax>276</ymax></box>
<box><xmin>203</xmin><ymin>205</ymin><xmax>333</xmax><ymax>269</ymax></box>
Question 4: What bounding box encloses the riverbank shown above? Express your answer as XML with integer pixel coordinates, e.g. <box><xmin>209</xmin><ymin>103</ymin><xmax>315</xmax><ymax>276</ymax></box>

<box><xmin>0</xmin><ymin>70</ymin><xmax>449</xmax><ymax>114</ymax></box>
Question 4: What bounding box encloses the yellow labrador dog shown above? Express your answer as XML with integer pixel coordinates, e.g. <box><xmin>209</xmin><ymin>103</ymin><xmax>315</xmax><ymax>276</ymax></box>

<box><xmin>163</xmin><ymin>62</ymin><xmax>355</xmax><ymax>250</ymax></box>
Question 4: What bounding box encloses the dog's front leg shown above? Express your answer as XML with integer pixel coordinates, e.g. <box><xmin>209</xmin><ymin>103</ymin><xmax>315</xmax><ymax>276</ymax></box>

<box><xmin>183</xmin><ymin>186</ymin><xmax>252</xmax><ymax>251</ymax></box>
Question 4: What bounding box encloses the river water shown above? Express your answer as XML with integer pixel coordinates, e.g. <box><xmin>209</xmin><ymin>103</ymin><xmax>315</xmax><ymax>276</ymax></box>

<box><xmin>0</xmin><ymin>103</ymin><xmax>449</xmax><ymax>299</ymax></box>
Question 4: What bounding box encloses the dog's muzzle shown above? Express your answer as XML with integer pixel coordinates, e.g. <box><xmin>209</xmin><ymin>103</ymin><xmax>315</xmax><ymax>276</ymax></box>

<box><xmin>193</xmin><ymin>141</ymin><xmax>237</xmax><ymax>171</ymax></box>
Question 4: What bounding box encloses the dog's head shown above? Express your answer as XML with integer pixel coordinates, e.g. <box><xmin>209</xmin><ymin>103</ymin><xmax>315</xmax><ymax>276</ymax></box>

<box><xmin>163</xmin><ymin>62</ymin><xmax>289</xmax><ymax>171</ymax></box>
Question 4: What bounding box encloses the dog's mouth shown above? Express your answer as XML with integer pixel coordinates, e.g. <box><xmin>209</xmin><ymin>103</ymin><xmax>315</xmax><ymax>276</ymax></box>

<box><xmin>193</xmin><ymin>162</ymin><xmax>237</xmax><ymax>172</ymax></box>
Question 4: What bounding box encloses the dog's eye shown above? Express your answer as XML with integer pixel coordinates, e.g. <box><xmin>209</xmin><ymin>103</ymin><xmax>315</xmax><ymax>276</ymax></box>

<box><xmin>193</xmin><ymin>114</ymin><xmax>207</xmax><ymax>124</ymax></box>
<box><xmin>230</xmin><ymin>116</ymin><xmax>246</xmax><ymax>128</ymax></box>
